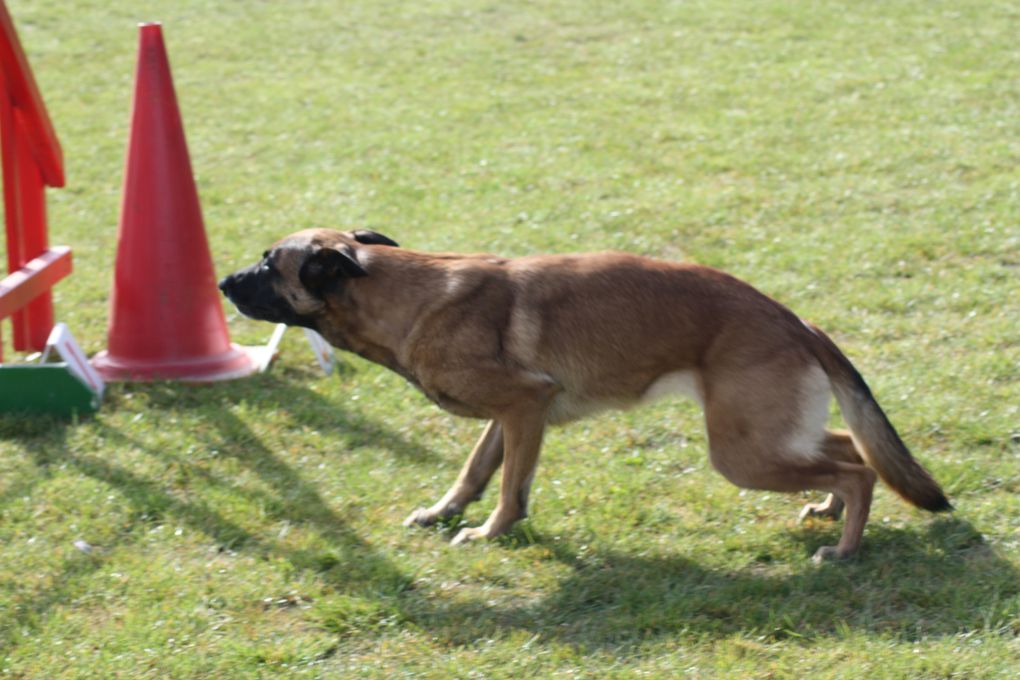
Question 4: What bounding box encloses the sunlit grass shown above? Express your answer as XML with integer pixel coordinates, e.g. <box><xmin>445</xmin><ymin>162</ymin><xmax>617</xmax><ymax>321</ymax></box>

<box><xmin>1</xmin><ymin>0</ymin><xmax>1018</xmax><ymax>676</ymax></box>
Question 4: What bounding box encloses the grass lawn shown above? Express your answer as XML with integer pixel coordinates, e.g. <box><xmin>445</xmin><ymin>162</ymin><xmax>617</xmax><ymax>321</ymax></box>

<box><xmin>2</xmin><ymin>0</ymin><xmax>1018</xmax><ymax>676</ymax></box>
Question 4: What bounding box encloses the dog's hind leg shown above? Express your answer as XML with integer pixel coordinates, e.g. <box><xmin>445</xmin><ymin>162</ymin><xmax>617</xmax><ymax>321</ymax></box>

<box><xmin>798</xmin><ymin>430</ymin><xmax>865</xmax><ymax>522</ymax></box>
<box><xmin>708</xmin><ymin>431</ymin><xmax>877</xmax><ymax>561</ymax></box>
<box><xmin>403</xmin><ymin>420</ymin><xmax>504</xmax><ymax>528</ymax></box>
<box><xmin>704</xmin><ymin>363</ymin><xmax>877</xmax><ymax>561</ymax></box>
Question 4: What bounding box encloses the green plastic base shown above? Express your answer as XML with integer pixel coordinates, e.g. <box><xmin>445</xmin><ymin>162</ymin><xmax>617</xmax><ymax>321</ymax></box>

<box><xmin>0</xmin><ymin>364</ymin><xmax>100</xmax><ymax>416</ymax></box>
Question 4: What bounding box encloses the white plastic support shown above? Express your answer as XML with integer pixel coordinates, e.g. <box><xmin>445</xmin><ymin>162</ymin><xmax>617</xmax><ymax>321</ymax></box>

<box><xmin>245</xmin><ymin>323</ymin><xmax>287</xmax><ymax>373</ymax></box>
<box><xmin>235</xmin><ymin>324</ymin><xmax>335</xmax><ymax>376</ymax></box>
<box><xmin>303</xmin><ymin>328</ymin><xmax>335</xmax><ymax>375</ymax></box>
<box><xmin>40</xmin><ymin>322</ymin><xmax>105</xmax><ymax>398</ymax></box>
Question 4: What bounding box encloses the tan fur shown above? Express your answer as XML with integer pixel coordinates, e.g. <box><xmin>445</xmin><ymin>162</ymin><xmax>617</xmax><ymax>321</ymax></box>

<box><xmin>228</xmin><ymin>228</ymin><xmax>950</xmax><ymax>561</ymax></box>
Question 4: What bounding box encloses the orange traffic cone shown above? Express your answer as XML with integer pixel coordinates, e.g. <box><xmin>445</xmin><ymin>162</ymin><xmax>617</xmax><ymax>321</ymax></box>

<box><xmin>92</xmin><ymin>23</ymin><xmax>258</xmax><ymax>382</ymax></box>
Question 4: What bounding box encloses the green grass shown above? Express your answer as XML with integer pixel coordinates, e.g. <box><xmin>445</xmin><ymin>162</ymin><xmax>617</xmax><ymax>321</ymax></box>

<box><xmin>2</xmin><ymin>0</ymin><xmax>1019</xmax><ymax>676</ymax></box>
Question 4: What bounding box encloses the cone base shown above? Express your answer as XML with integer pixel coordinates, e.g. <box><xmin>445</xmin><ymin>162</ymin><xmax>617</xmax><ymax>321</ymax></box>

<box><xmin>91</xmin><ymin>343</ymin><xmax>262</xmax><ymax>383</ymax></box>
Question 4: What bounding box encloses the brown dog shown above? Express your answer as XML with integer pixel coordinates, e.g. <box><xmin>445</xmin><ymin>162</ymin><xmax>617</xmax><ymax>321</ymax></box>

<box><xmin>220</xmin><ymin>228</ymin><xmax>950</xmax><ymax>561</ymax></box>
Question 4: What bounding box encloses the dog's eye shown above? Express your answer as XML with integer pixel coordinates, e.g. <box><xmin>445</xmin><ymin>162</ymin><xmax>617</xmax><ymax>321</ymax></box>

<box><xmin>260</xmin><ymin>251</ymin><xmax>276</xmax><ymax>273</ymax></box>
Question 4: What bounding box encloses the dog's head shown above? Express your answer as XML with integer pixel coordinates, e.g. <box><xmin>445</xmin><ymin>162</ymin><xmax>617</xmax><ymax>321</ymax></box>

<box><xmin>219</xmin><ymin>228</ymin><xmax>398</xmax><ymax>329</ymax></box>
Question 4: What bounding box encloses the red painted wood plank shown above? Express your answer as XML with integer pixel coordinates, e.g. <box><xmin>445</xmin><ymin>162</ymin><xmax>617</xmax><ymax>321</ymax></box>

<box><xmin>9</xmin><ymin>107</ymin><xmax>53</xmax><ymax>348</ymax></box>
<box><xmin>0</xmin><ymin>246</ymin><xmax>71</xmax><ymax>320</ymax></box>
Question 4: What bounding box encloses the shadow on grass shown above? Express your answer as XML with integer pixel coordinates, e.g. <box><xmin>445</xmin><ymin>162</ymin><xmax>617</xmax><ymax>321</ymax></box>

<box><xmin>133</xmin><ymin>367</ymin><xmax>438</xmax><ymax>463</ymax></box>
<box><xmin>0</xmin><ymin>371</ymin><xmax>423</xmax><ymax>645</ymax></box>
<box><xmin>409</xmin><ymin>516</ymin><xmax>1019</xmax><ymax>648</ymax></box>
<box><xmin>3</xmin><ymin>381</ymin><xmax>1016</xmax><ymax>651</ymax></box>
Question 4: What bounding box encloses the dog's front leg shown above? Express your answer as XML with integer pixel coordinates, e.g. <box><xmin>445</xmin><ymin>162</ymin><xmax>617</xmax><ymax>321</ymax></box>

<box><xmin>403</xmin><ymin>420</ymin><xmax>504</xmax><ymax>527</ymax></box>
<box><xmin>452</xmin><ymin>407</ymin><xmax>546</xmax><ymax>545</ymax></box>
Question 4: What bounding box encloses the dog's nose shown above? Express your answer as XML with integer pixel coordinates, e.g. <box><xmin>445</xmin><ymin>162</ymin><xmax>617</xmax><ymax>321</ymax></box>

<box><xmin>218</xmin><ymin>276</ymin><xmax>230</xmax><ymax>293</ymax></box>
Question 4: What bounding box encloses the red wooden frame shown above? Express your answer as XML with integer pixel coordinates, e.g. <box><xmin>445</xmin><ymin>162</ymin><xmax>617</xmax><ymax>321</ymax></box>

<box><xmin>0</xmin><ymin>0</ymin><xmax>71</xmax><ymax>361</ymax></box>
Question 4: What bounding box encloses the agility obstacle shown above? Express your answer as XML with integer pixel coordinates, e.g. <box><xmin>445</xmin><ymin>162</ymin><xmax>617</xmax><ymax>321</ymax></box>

<box><xmin>2</xmin><ymin>13</ymin><xmax>328</xmax><ymax>400</ymax></box>
<box><xmin>0</xmin><ymin>1</ymin><xmax>101</xmax><ymax>415</ymax></box>
<box><xmin>0</xmin><ymin>0</ymin><xmax>72</xmax><ymax>363</ymax></box>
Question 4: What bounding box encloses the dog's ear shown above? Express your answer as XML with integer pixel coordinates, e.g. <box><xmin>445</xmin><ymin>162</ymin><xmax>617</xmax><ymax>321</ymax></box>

<box><xmin>299</xmin><ymin>246</ymin><xmax>367</xmax><ymax>295</ymax></box>
<box><xmin>352</xmin><ymin>230</ymin><xmax>399</xmax><ymax>248</ymax></box>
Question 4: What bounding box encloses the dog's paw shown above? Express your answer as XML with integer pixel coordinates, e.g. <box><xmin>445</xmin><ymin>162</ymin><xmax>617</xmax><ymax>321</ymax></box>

<box><xmin>403</xmin><ymin>508</ymin><xmax>440</xmax><ymax>528</ymax></box>
<box><xmin>798</xmin><ymin>495</ymin><xmax>845</xmax><ymax>523</ymax></box>
<box><xmin>450</xmin><ymin>526</ymin><xmax>490</xmax><ymax>545</ymax></box>
<box><xmin>799</xmin><ymin>503</ymin><xmax>840</xmax><ymax>523</ymax></box>
<box><xmin>811</xmin><ymin>545</ymin><xmax>848</xmax><ymax>564</ymax></box>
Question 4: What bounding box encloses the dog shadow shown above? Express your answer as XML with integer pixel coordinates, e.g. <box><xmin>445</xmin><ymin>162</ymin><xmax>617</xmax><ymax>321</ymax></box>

<box><xmin>411</xmin><ymin>515</ymin><xmax>1018</xmax><ymax>647</ymax></box>
<box><xmin>4</xmin><ymin>387</ymin><xmax>1016</xmax><ymax>651</ymax></box>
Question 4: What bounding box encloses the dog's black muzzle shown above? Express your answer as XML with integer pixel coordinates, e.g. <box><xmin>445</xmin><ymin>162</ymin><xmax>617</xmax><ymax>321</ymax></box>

<box><xmin>219</xmin><ymin>265</ymin><xmax>309</xmax><ymax>327</ymax></box>
<box><xmin>218</xmin><ymin>264</ymin><xmax>262</xmax><ymax>310</ymax></box>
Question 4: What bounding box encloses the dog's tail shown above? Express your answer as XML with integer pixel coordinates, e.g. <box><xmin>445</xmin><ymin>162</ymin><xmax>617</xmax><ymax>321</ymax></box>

<box><xmin>804</xmin><ymin>321</ymin><xmax>951</xmax><ymax>512</ymax></box>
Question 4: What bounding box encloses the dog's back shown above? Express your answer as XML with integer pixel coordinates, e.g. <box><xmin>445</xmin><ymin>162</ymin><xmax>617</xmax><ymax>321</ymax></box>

<box><xmin>497</xmin><ymin>252</ymin><xmax>805</xmax><ymax>410</ymax></box>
